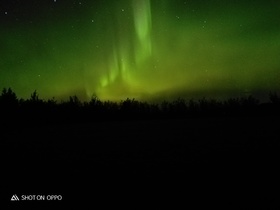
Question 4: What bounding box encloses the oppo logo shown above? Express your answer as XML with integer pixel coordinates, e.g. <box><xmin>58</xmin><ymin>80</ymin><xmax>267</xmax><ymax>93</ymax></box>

<box><xmin>11</xmin><ymin>194</ymin><xmax>63</xmax><ymax>201</ymax></box>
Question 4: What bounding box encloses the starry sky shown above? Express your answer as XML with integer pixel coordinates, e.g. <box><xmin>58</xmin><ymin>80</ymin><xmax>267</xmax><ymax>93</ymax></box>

<box><xmin>1</xmin><ymin>0</ymin><xmax>280</xmax><ymax>101</ymax></box>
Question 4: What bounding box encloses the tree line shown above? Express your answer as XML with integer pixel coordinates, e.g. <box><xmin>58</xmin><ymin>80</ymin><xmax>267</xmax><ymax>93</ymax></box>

<box><xmin>0</xmin><ymin>88</ymin><xmax>279</xmax><ymax>124</ymax></box>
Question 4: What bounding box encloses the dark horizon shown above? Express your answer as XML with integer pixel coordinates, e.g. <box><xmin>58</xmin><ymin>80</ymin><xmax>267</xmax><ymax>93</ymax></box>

<box><xmin>1</xmin><ymin>87</ymin><xmax>280</xmax><ymax>124</ymax></box>
<box><xmin>0</xmin><ymin>86</ymin><xmax>279</xmax><ymax>104</ymax></box>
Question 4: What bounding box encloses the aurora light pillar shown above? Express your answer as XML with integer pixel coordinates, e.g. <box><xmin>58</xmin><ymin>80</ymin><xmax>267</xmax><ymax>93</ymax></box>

<box><xmin>96</xmin><ymin>0</ymin><xmax>153</xmax><ymax>100</ymax></box>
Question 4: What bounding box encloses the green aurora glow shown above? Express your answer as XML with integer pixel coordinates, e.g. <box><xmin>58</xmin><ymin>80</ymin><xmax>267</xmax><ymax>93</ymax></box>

<box><xmin>1</xmin><ymin>0</ymin><xmax>280</xmax><ymax>101</ymax></box>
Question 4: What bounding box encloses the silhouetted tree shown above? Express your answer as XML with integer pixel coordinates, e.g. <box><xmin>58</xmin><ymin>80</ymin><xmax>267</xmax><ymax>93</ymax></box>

<box><xmin>68</xmin><ymin>95</ymin><xmax>81</xmax><ymax>107</ymax></box>
<box><xmin>240</xmin><ymin>95</ymin><xmax>259</xmax><ymax>107</ymax></box>
<box><xmin>188</xmin><ymin>99</ymin><xmax>199</xmax><ymax>116</ymax></box>
<box><xmin>0</xmin><ymin>88</ymin><xmax>18</xmax><ymax>110</ymax></box>
<box><xmin>171</xmin><ymin>98</ymin><xmax>187</xmax><ymax>117</ymax></box>
<box><xmin>47</xmin><ymin>97</ymin><xmax>57</xmax><ymax>106</ymax></box>
<box><xmin>160</xmin><ymin>100</ymin><xmax>170</xmax><ymax>114</ymax></box>
<box><xmin>269</xmin><ymin>92</ymin><xmax>280</xmax><ymax>105</ymax></box>
<box><xmin>23</xmin><ymin>90</ymin><xmax>44</xmax><ymax>107</ymax></box>
<box><xmin>31</xmin><ymin>90</ymin><xmax>39</xmax><ymax>101</ymax></box>
<box><xmin>0</xmin><ymin>88</ymin><xmax>19</xmax><ymax>124</ymax></box>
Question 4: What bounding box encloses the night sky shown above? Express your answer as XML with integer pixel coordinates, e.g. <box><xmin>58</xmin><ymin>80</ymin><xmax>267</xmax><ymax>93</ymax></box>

<box><xmin>1</xmin><ymin>0</ymin><xmax>280</xmax><ymax>101</ymax></box>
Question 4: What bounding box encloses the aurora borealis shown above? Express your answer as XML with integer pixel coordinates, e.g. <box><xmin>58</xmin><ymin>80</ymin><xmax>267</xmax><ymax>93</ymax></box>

<box><xmin>1</xmin><ymin>0</ymin><xmax>280</xmax><ymax>101</ymax></box>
